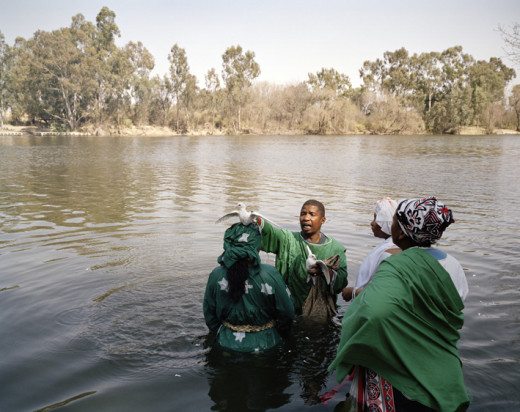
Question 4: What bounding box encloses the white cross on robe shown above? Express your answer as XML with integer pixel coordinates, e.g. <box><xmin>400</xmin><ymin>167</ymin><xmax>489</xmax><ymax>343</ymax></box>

<box><xmin>261</xmin><ymin>283</ymin><xmax>273</xmax><ymax>295</ymax></box>
<box><xmin>234</xmin><ymin>332</ymin><xmax>246</xmax><ymax>342</ymax></box>
<box><xmin>218</xmin><ymin>278</ymin><xmax>229</xmax><ymax>291</ymax></box>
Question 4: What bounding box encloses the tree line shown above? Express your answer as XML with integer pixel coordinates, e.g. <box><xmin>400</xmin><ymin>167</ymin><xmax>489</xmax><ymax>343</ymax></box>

<box><xmin>0</xmin><ymin>7</ymin><xmax>519</xmax><ymax>135</ymax></box>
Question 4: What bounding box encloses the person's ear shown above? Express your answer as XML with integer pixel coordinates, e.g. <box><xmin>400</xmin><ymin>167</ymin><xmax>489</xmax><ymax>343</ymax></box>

<box><xmin>321</xmin><ymin>215</ymin><xmax>326</xmax><ymax>224</ymax></box>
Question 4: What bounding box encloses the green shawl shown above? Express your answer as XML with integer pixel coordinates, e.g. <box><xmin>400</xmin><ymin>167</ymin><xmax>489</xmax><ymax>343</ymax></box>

<box><xmin>328</xmin><ymin>248</ymin><xmax>469</xmax><ymax>412</ymax></box>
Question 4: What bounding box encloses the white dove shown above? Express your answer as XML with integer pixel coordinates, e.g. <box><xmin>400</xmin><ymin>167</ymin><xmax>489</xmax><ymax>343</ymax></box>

<box><xmin>305</xmin><ymin>245</ymin><xmax>331</xmax><ymax>285</ymax></box>
<box><xmin>215</xmin><ymin>202</ymin><xmax>278</xmax><ymax>227</ymax></box>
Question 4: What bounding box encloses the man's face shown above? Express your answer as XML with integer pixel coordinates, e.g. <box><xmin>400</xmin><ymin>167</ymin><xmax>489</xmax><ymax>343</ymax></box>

<box><xmin>299</xmin><ymin>204</ymin><xmax>325</xmax><ymax>237</ymax></box>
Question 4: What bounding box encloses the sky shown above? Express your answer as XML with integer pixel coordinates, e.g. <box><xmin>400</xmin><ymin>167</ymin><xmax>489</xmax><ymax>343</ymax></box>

<box><xmin>1</xmin><ymin>0</ymin><xmax>519</xmax><ymax>88</ymax></box>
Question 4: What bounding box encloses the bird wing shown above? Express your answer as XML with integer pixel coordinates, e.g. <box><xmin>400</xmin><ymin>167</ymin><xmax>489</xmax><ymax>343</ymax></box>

<box><xmin>315</xmin><ymin>260</ymin><xmax>331</xmax><ymax>285</ymax></box>
<box><xmin>215</xmin><ymin>211</ymin><xmax>239</xmax><ymax>224</ymax></box>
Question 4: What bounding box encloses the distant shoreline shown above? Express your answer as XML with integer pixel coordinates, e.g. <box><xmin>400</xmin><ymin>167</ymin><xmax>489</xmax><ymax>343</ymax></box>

<box><xmin>0</xmin><ymin>124</ymin><xmax>518</xmax><ymax>137</ymax></box>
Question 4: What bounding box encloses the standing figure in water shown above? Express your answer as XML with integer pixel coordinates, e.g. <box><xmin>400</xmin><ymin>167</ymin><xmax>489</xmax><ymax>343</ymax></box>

<box><xmin>329</xmin><ymin>197</ymin><xmax>469</xmax><ymax>412</ymax></box>
<box><xmin>259</xmin><ymin>199</ymin><xmax>348</xmax><ymax>315</ymax></box>
<box><xmin>203</xmin><ymin>222</ymin><xmax>294</xmax><ymax>352</ymax></box>
<box><xmin>342</xmin><ymin>197</ymin><xmax>400</xmax><ymax>301</ymax></box>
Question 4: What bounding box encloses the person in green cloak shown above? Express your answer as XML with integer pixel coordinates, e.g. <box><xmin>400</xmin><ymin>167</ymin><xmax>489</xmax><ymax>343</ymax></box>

<box><xmin>328</xmin><ymin>197</ymin><xmax>469</xmax><ymax>412</ymax></box>
<box><xmin>258</xmin><ymin>199</ymin><xmax>348</xmax><ymax>315</ymax></box>
<box><xmin>203</xmin><ymin>222</ymin><xmax>294</xmax><ymax>352</ymax></box>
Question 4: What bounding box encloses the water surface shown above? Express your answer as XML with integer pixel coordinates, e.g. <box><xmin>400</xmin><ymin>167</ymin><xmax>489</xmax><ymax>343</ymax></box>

<box><xmin>1</xmin><ymin>134</ymin><xmax>519</xmax><ymax>411</ymax></box>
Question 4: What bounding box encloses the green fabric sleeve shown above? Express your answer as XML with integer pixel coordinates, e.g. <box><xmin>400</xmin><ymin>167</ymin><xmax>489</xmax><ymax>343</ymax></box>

<box><xmin>261</xmin><ymin>220</ymin><xmax>348</xmax><ymax>313</ymax></box>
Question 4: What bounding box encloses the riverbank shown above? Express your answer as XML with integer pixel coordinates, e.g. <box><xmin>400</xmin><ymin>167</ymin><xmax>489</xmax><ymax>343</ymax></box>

<box><xmin>1</xmin><ymin>124</ymin><xmax>518</xmax><ymax>137</ymax></box>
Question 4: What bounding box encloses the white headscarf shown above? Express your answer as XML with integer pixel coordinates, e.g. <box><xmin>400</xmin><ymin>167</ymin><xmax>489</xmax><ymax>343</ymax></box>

<box><xmin>374</xmin><ymin>198</ymin><xmax>398</xmax><ymax>236</ymax></box>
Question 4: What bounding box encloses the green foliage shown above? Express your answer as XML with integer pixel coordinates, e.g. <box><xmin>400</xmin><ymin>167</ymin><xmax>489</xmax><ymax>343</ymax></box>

<box><xmin>1</xmin><ymin>9</ymin><xmax>517</xmax><ymax>135</ymax></box>
<box><xmin>222</xmin><ymin>45</ymin><xmax>260</xmax><ymax>131</ymax></box>
<box><xmin>510</xmin><ymin>85</ymin><xmax>520</xmax><ymax>131</ymax></box>
<box><xmin>307</xmin><ymin>68</ymin><xmax>352</xmax><ymax>98</ymax></box>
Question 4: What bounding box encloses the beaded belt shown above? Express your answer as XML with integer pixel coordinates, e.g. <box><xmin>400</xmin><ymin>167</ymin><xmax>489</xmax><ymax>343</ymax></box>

<box><xmin>222</xmin><ymin>319</ymin><xmax>275</xmax><ymax>332</ymax></box>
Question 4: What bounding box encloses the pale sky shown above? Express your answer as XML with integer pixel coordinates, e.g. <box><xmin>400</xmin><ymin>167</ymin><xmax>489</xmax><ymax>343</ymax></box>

<box><xmin>1</xmin><ymin>0</ymin><xmax>519</xmax><ymax>87</ymax></box>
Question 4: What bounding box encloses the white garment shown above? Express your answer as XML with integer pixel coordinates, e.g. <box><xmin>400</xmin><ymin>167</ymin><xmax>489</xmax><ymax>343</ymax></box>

<box><xmin>374</xmin><ymin>198</ymin><xmax>397</xmax><ymax>236</ymax></box>
<box><xmin>424</xmin><ymin>248</ymin><xmax>469</xmax><ymax>302</ymax></box>
<box><xmin>355</xmin><ymin>237</ymin><xmax>397</xmax><ymax>290</ymax></box>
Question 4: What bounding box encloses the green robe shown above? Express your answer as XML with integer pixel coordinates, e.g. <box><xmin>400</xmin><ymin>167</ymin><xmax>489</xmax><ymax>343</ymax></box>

<box><xmin>328</xmin><ymin>248</ymin><xmax>469</xmax><ymax>412</ymax></box>
<box><xmin>260</xmin><ymin>220</ymin><xmax>348</xmax><ymax>314</ymax></box>
<box><xmin>203</xmin><ymin>263</ymin><xmax>294</xmax><ymax>352</ymax></box>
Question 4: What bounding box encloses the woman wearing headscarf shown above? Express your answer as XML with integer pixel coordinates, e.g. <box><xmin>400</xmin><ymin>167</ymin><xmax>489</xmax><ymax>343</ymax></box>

<box><xmin>203</xmin><ymin>223</ymin><xmax>295</xmax><ymax>352</ymax></box>
<box><xmin>342</xmin><ymin>198</ymin><xmax>400</xmax><ymax>301</ymax></box>
<box><xmin>329</xmin><ymin>197</ymin><xmax>469</xmax><ymax>412</ymax></box>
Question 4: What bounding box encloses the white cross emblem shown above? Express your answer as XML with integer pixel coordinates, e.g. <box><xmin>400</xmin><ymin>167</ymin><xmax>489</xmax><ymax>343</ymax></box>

<box><xmin>237</xmin><ymin>233</ymin><xmax>250</xmax><ymax>243</ymax></box>
<box><xmin>234</xmin><ymin>332</ymin><xmax>246</xmax><ymax>342</ymax></box>
<box><xmin>218</xmin><ymin>278</ymin><xmax>229</xmax><ymax>291</ymax></box>
<box><xmin>261</xmin><ymin>283</ymin><xmax>273</xmax><ymax>295</ymax></box>
<box><xmin>244</xmin><ymin>280</ymin><xmax>253</xmax><ymax>294</ymax></box>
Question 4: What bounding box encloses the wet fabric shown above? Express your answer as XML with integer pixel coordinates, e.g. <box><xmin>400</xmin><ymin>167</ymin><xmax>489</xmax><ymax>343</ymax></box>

<box><xmin>260</xmin><ymin>220</ymin><xmax>348</xmax><ymax>314</ymax></box>
<box><xmin>396</xmin><ymin>197</ymin><xmax>454</xmax><ymax>245</ymax></box>
<box><xmin>217</xmin><ymin>223</ymin><xmax>262</xmax><ymax>269</ymax></box>
<box><xmin>302</xmin><ymin>254</ymin><xmax>341</xmax><ymax>319</ymax></box>
<box><xmin>203</xmin><ymin>263</ymin><xmax>294</xmax><ymax>352</ymax></box>
<box><xmin>329</xmin><ymin>248</ymin><xmax>469</xmax><ymax>412</ymax></box>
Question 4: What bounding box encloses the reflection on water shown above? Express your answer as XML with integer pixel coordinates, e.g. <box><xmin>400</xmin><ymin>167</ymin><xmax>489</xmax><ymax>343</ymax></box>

<box><xmin>0</xmin><ymin>134</ymin><xmax>519</xmax><ymax>411</ymax></box>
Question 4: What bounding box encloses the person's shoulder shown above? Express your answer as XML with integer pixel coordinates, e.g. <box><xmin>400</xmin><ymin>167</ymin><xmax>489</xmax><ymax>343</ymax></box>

<box><xmin>259</xmin><ymin>264</ymin><xmax>284</xmax><ymax>281</ymax></box>
<box><xmin>259</xmin><ymin>263</ymin><xmax>281</xmax><ymax>275</ymax></box>
<box><xmin>323</xmin><ymin>234</ymin><xmax>346</xmax><ymax>250</ymax></box>
<box><xmin>209</xmin><ymin>265</ymin><xmax>226</xmax><ymax>278</ymax></box>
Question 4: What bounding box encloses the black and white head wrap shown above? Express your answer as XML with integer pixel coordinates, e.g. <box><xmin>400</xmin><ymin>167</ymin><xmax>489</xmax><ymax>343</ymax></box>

<box><xmin>396</xmin><ymin>197</ymin><xmax>454</xmax><ymax>245</ymax></box>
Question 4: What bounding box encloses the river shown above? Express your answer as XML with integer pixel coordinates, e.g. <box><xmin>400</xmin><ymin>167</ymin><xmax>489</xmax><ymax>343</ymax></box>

<box><xmin>0</xmin><ymin>134</ymin><xmax>519</xmax><ymax>411</ymax></box>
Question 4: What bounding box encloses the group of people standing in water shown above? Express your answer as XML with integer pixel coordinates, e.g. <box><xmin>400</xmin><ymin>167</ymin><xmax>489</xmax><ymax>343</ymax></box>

<box><xmin>203</xmin><ymin>197</ymin><xmax>470</xmax><ymax>412</ymax></box>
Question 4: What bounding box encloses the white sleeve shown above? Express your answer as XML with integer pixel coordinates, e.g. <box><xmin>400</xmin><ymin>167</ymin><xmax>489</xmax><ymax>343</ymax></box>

<box><xmin>438</xmin><ymin>254</ymin><xmax>469</xmax><ymax>302</ymax></box>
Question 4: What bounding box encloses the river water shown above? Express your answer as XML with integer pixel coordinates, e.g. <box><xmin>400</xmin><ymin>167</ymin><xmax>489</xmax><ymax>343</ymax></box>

<box><xmin>0</xmin><ymin>134</ymin><xmax>518</xmax><ymax>411</ymax></box>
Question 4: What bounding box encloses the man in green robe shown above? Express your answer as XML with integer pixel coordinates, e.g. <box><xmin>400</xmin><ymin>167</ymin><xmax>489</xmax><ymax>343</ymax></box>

<box><xmin>259</xmin><ymin>199</ymin><xmax>348</xmax><ymax>314</ymax></box>
<box><xmin>204</xmin><ymin>223</ymin><xmax>294</xmax><ymax>352</ymax></box>
<box><xmin>329</xmin><ymin>197</ymin><xmax>470</xmax><ymax>412</ymax></box>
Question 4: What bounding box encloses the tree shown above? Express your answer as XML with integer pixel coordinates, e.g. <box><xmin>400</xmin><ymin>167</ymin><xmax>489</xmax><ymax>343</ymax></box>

<box><xmin>499</xmin><ymin>22</ymin><xmax>520</xmax><ymax>66</ymax></box>
<box><xmin>204</xmin><ymin>68</ymin><xmax>222</xmax><ymax>129</ymax></box>
<box><xmin>221</xmin><ymin>45</ymin><xmax>260</xmax><ymax>132</ymax></box>
<box><xmin>149</xmin><ymin>75</ymin><xmax>172</xmax><ymax>126</ymax></box>
<box><xmin>307</xmin><ymin>67</ymin><xmax>351</xmax><ymax>97</ymax></box>
<box><xmin>360</xmin><ymin>47</ymin><xmax>416</xmax><ymax>100</ymax></box>
<box><xmin>510</xmin><ymin>84</ymin><xmax>520</xmax><ymax>131</ymax></box>
<box><xmin>168</xmin><ymin>44</ymin><xmax>193</xmax><ymax>131</ymax></box>
<box><xmin>12</xmin><ymin>26</ymin><xmax>94</xmax><ymax>129</ymax></box>
<box><xmin>125</xmin><ymin>41</ymin><xmax>155</xmax><ymax>125</ymax></box>
<box><xmin>469</xmin><ymin>57</ymin><xmax>516</xmax><ymax>127</ymax></box>
<box><xmin>93</xmin><ymin>7</ymin><xmax>121</xmax><ymax>127</ymax></box>
<box><xmin>412</xmin><ymin>51</ymin><xmax>442</xmax><ymax>113</ymax></box>
<box><xmin>0</xmin><ymin>31</ymin><xmax>11</xmax><ymax>126</ymax></box>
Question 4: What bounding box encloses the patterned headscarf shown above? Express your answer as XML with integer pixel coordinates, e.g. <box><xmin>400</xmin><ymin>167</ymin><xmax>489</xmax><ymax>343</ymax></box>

<box><xmin>217</xmin><ymin>223</ymin><xmax>262</xmax><ymax>268</ymax></box>
<box><xmin>374</xmin><ymin>197</ymin><xmax>398</xmax><ymax>236</ymax></box>
<box><xmin>396</xmin><ymin>197</ymin><xmax>455</xmax><ymax>245</ymax></box>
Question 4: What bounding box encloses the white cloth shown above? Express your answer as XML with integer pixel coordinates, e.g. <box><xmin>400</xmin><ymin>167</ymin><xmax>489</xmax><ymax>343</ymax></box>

<box><xmin>355</xmin><ymin>237</ymin><xmax>397</xmax><ymax>290</ymax></box>
<box><xmin>424</xmin><ymin>248</ymin><xmax>469</xmax><ymax>302</ymax></box>
<box><xmin>374</xmin><ymin>198</ymin><xmax>398</xmax><ymax>236</ymax></box>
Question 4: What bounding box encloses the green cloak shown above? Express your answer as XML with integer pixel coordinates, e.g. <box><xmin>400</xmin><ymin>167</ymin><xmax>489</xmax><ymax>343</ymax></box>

<box><xmin>203</xmin><ymin>263</ymin><xmax>294</xmax><ymax>352</ymax></box>
<box><xmin>328</xmin><ymin>247</ymin><xmax>469</xmax><ymax>412</ymax></box>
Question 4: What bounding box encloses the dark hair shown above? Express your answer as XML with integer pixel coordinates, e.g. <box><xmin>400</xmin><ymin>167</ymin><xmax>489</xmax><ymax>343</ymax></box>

<box><xmin>227</xmin><ymin>258</ymin><xmax>249</xmax><ymax>303</ymax></box>
<box><xmin>302</xmin><ymin>199</ymin><xmax>325</xmax><ymax>216</ymax></box>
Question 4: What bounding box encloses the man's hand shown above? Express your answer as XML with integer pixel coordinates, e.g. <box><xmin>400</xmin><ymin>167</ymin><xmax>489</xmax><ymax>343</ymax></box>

<box><xmin>306</xmin><ymin>264</ymin><xmax>319</xmax><ymax>276</ymax></box>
